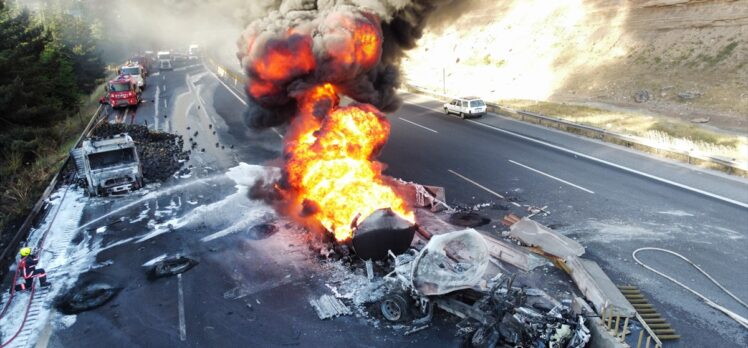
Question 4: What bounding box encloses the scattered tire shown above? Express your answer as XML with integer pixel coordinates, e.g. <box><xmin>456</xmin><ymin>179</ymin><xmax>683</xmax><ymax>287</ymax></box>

<box><xmin>448</xmin><ymin>212</ymin><xmax>490</xmax><ymax>227</ymax></box>
<box><xmin>379</xmin><ymin>293</ymin><xmax>412</xmax><ymax>322</ymax></box>
<box><xmin>148</xmin><ymin>256</ymin><xmax>198</xmax><ymax>279</ymax></box>
<box><xmin>56</xmin><ymin>283</ymin><xmax>121</xmax><ymax>314</ymax></box>
<box><xmin>246</xmin><ymin>223</ymin><xmax>279</xmax><ymax>240</ymax></box>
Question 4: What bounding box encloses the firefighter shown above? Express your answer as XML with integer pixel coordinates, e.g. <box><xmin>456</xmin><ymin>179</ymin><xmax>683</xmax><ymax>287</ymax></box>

<box><xmin>14</xmin><ymin>247</ymin><xmax>50</xmax><ymax>292</ymax></box>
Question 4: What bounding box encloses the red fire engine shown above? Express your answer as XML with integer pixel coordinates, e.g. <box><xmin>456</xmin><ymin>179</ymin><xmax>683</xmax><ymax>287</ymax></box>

<box><xmin>105</xmin><ymin>74</ymin><xmax>142</xmax><ymax>108</ymax></box>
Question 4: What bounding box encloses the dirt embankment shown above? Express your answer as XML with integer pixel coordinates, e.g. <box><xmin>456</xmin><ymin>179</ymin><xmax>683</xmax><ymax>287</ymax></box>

<box><xmin>404</xmin><ymin>0</ymin><xmax>748</xmax><ymax>133</ymax></box>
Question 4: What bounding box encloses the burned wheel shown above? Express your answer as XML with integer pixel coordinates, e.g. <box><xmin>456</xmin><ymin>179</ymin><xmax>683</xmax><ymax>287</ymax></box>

<box><xmin>379</xmin><ymin>293</ymin><xmax>411</xmax><ymax>322</ymax></box>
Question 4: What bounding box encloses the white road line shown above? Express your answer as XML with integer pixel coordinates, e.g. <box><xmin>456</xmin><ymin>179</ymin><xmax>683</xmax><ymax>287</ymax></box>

<box><xmin>206</xmin><ymin>66</ymin><xmax>284</xmax><ymax>140</ymax></box>
<box><xmin>399</xmin><ymin>117</ymin><xmax>438</xmax><ymax>133</ymax></box>
<box><xmin>403</xmin><ymin>101</ymin><xmax>748</xmax><ymax>209</ymax></box>
<box><xmin>178</xmin><ymin>273</ymin><xmax>186</xmax><ymax>341</ymax></box>
<box><xmin>448</xmin><ymin>169</ymin><xmax>522</xmax><ymax>207</ymax></box>
<box><xmin>153</xmin><ymin>87</ymin><xmax>160</xmax><ymax>129</ymax></box>
<box><xmin>272</xmin><ymin>127</ymin><xmax>284</xmax><ymax>139</ymax></box>
<box><xmin>509</xmin><ymin>160</ymin><xmax>595</xmax><ymax>194</ymax></box>
<box><xmin>207</xmin><ymin>66</ymin><xmax>247</xmax><ymax>106</ymax></box>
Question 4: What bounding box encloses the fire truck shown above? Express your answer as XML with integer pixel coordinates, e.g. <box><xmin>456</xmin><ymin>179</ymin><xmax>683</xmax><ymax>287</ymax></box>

<box><xmin>105</xmin><ymin>74</ymin><xmax>142</xmax><ymax>108</ymax></box>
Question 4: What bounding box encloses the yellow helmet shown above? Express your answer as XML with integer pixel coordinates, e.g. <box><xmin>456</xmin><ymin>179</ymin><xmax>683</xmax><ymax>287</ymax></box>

<box><xmin>20</xmin><ymin>247</ymin><xmax>31</xmax><ymax>257</ymax></box>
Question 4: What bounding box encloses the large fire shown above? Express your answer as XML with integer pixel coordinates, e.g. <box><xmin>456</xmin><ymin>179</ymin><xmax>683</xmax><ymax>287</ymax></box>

<box><xmin>285</xmin><ymin>84</ymin><xmax>414</xmax><ymax>241</ymax></box>
<box><xmin>242</xmin><ymin>9</ymin><xmax>414</xmax><ymax>241</ymax></box>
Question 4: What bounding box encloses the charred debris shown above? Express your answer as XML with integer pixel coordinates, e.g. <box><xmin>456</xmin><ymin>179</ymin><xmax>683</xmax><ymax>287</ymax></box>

<box><xmin>90</xmin><ymin>123</ymin><xmax>190</xmax><ymax>183</ymax></box>
<box><xmin>302</xmin><ymin>184</ymin><xmax>593</xmax><ymax>348</ymax></box>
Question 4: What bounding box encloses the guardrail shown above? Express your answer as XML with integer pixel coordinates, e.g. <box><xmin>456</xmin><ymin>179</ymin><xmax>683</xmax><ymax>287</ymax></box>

<box><xmin>0</xmin><ymin>104</ymin><xmax>106</xmax><ymax>279</ymax></box>
<box><xmin>402</xmin><ymin>82</ymin><xmax>747</xmax><ymax>177</ymax></box>
<box><xmin>207</xmin><ymin>57</ymin><xmax>247</xmax><ymax>86</ymax></box>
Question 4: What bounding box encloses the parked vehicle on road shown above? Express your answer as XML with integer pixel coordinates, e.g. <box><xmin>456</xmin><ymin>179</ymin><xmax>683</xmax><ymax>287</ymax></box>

<box><xmin>119</xmin><ymin>62</ymin><xmax>146</xmax><ymax>90</ymax></box>
<box><xmin>188</xmin><ymin>44</ymin><xmax>201</xmax><ymax>60</ymax></box>
<box><xmin>444</xmin><ymin>97</ymin><xmax>487</xmax><ymax>119</ymax></box>
<box><xmin>157</xmin><ymin>50</ymin><xmax>173</xmax><ymax>70</ymax></box>
<box><xmin>105</xmin><ymin>75</ymin><xmax>142</xmax><ymax>108</ymax></box>
<box><xmin>71</xmin><ymin>134</ymin><xmax>144</xmax><ymax>196</ymax></box>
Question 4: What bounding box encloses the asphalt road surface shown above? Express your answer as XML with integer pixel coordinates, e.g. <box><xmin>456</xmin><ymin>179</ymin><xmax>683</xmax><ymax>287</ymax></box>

<box><xmin>5</xmin><ymin>58</ymin><xmax>746</xmax><ymax>347</ymax></box>
<box><xmin>196</xmin><ymin>62</ymin><xmax>748</xmax><ymax>346</ymax></box>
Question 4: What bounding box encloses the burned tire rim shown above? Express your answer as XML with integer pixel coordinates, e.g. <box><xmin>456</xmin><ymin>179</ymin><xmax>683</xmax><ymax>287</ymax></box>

<box><xmin>380</xmin><ymin>299</ymin><xmax>403</xmax><ymax>322</ymax></box>
<box><xmin>448</xmin><ymin>211</ymin><xmax>491</xmax><ymax>227</ymax></box>
<box><xmin>379</xmin><ymin>293</ymin><xmax>410</xmax><ymax>322</ymax></box>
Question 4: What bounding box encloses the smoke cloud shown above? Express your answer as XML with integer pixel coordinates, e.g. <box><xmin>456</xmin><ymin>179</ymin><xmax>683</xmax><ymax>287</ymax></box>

<box><xmin>237</xmin><ymin>0</ymin><xmax>459</xmax><ymax>128</ymax></box>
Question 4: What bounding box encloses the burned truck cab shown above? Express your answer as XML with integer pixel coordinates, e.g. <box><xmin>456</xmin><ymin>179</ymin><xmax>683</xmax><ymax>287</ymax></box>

<box><xmin>72</xmin><ymin>133</ymin><xmax>144</xmax><ymax>196</ymax></box>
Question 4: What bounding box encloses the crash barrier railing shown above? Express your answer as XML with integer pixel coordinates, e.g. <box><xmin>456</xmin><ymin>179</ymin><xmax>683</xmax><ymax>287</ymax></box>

<box><xmin>402</xmin><ymin>82</ymin><xmax>748</xmax><ymax>177</ymax></box>
<box><xmin>0</xmin><ymin>104</ymin><xmax>105</xmax><ymax>280</ymax></box>
<box><xmin>207</xmin><ymin>57</ymin><xmax>247</xmax><ymax>87</ymax></box>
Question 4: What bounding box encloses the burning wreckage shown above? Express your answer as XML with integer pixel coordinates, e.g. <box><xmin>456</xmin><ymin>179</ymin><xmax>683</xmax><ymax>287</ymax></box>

<box><xmin>233</xmin><ymin>2</ymin><xmax>601</xmax><ymax>346</ymax></box>
<box><xmin>302</xmin><ymin>186</ymin><xmax>592</xmax><ymax>348</ymax></box>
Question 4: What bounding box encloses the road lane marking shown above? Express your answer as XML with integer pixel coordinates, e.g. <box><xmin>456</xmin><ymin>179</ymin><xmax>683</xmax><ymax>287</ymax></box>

<box><xmin>399</xmin><ymin>117</ymin><xmax>438</xmax><ymax>133</ymax></box>
<box><xmin>448</xmin><ymin>169</ymin><xmax>521</xmax><ymax>206</ymax></box>
<box><xmin>207</xmin><ymin>66</ymin><xmax>247</xmax><ymax>106</ymax></box>
<box><xmin>272</xmin><ymin>127</ymin><xmax>284</xmax><ymax>139</ymax></box>
<box><xmin>178</xmin><ymin>273</ymin><xmax>186</xmax><ymax>341</ymax></box>
<box><xmin>153</xmin><ymin>86</ymin><xmax>160</xmax><ymax>129</ymax></box>
<box><xmin>462</xmin><ymin>119</ymin><xmax>748</xmax><ymax>208</ymax></box>
<box><xmin>403</xmin><ymin>101</ymin><xmax>747</xmax><ymax>208</ymax></box>
<box><xmin>206</xmin><ymin>66</ymin><xmax>285</xmax><ymax>140</ymax></box>
<box><xmin>509</xmin><ymin>160</ymin><xmax>595</xmax><ymax>194</ymax></box>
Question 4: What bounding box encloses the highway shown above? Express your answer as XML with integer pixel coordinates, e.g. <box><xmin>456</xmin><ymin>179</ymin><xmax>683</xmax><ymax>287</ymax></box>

<box><xmin>5</xmin><ymin>59</ymin><xmax>745</xmax><ymax>347</ymax></box>
<box><xmin>202</xmin><ymin>63</ymin><xmax>748</xmax><ymax>346</ymax></box>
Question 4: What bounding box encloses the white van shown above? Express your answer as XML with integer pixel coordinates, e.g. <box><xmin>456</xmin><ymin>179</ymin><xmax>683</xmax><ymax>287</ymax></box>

<box><xmin>443</xmin><ymin>97</ymin><xmax>487</xmax><ymax>119</ymax></box>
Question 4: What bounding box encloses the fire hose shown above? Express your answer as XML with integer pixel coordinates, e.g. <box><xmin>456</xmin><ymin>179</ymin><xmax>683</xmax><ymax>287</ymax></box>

<box><xmin>0</xmin><ymin>186</ymin><xmax>71</xmax><ymax>347</ymax></box>
<box><xmin>632</xmin><ymin>247</ymin><xmax>748</xmax><ymax>330</ymax></box>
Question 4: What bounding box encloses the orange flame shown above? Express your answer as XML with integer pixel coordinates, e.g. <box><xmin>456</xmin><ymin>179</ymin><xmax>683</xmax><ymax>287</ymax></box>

<box><xmin>249</xmin><ymin>34</ymin><xmax>316</xmax><ymax>98</ymax></box>
<box><xmin>326</xmin><ymin>14</ymin><xmax>381</xmax><ymax>69</ymax></box>
<box><xmin>284</xmin><ymin>84</ymin><xmax>414</xmax><ymax>241</ymax></box>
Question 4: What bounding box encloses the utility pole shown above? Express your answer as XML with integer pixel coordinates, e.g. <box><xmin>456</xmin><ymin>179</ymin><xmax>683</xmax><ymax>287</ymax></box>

<box><xmin>442</xmin><ymin>67</ymin><xmax>446</xmax><ymax>96</ymax></box>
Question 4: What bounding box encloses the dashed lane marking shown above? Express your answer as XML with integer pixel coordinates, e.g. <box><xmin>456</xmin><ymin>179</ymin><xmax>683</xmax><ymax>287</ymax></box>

<box><xmin>178</xmin><ymin>273</ymin><xmax>186</xmax><ymax>341</ymax></box>
<box><xmin>509</xmin><ymin>160</ymin><xmax>595</xmax><ymax>194</ymax></box>
<box><xmin>448</xmin><ymin>169</ymin><xmax>521</xmax><ymax>206</ymax></box>
<box><xmin>399</xmin><ymin>117</ymin><xmax>438</xmax><ymax>133</ymax></box>
<box><xmin>272</xmin><ymin>128</ymin><xmax>284</xmax><ymax>139</ymax></box>
<box><xmin>403</xmin><ymin>101</ymin><xmax>748</xmax><ymax>209</ymax></box>
<box><xmin>206</xmin><ymin>66</ymin><xmax>285</xmax><ymax>140</ymax></box>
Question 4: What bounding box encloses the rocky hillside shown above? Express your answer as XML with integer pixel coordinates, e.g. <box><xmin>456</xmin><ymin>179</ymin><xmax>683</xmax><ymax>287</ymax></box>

<box><xmin>403</xmin><ymin>0</ymin><xmax>748</xmax><ymax>133</ymax></box>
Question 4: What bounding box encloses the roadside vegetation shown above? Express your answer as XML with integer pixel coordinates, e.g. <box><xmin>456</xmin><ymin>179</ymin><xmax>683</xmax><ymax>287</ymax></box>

<box><xmin>499</xmin><ymin>99</ymin><xmax>748</xmax><ymax>164</ymax></box>
<box><xmin>0</xmin><ymin>1</ymin><xmax>106</xmax><ymax>238</ymax></box>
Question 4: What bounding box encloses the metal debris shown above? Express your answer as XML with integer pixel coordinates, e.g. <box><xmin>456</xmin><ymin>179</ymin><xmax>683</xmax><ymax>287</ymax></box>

<box><xmin>310</xmin><ymin>294</ymin><xmax>352</xmax><ymax>320</ymax></box>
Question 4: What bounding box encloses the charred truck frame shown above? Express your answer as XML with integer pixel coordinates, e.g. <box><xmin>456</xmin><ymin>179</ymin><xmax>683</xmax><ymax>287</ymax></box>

<box><xmin>71</xmin><ymin>133</ymin><xmax>144</xmax><ymax>196</ymax></box>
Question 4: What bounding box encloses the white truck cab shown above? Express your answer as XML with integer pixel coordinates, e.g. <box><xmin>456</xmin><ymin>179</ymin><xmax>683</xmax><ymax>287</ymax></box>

<box><xmin>157</xmin><ymin>51</ymin><xmax>173</xmax><ymax>70</ymax></box>
<box><xmin>188</xmin><ymin>44</ymin><xmax>201</xmax><ymax>60</ymax></box>
<box><xmin>444</xmin><ymin>97</ymin><xmax>487</xmax><ymax>119</ymax></box>
<box><xmin>119</xmin><ymin>63</ymin><xmax>145</xmax><ymax>90</ymax></box>
<box><xmin>71</xmin><ymin>134</ymin><xmax>144</xmax><ymax>196</ymax></box>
